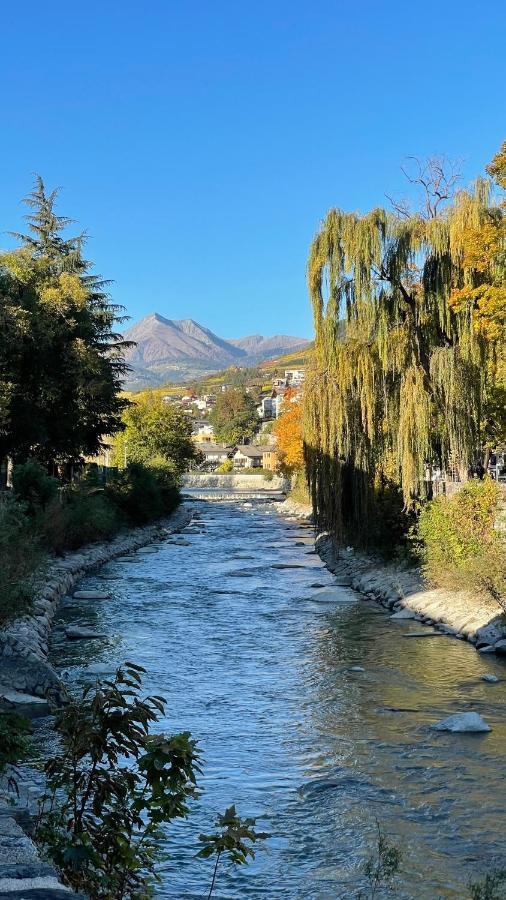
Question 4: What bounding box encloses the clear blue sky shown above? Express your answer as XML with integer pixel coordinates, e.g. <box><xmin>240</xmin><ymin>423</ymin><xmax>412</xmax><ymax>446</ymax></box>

<box><xmin>1</xmin><ymin>1</ymin><xmax>504</xmax><ymax>339</ymax></box>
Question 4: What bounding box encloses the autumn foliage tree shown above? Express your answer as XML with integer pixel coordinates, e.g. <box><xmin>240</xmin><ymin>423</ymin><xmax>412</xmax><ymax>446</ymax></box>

<box><xmin>273</xmin><ymin>391</ymin><xmax>304</xmax><ymax>475</ymax></box>
<box><xmin>304</xmin><ymin>143</ymin><xmax>506</xmax><ymax>545</ymax></box>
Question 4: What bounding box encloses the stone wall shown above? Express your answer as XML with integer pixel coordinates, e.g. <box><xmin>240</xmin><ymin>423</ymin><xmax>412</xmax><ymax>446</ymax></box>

<box><xmin>316</xmin><ymin>534</ymin><xmax>506</xmax><ymax>653</ymax></box>
<box><xmin>182</xmin><ymin>472</ymin><xmax>288</xmax><ymax>491</ymax></box>
<box><xmin>0</xmin><ymin>504</ymin><xmax>192</xmax><ymax>703</ymax></box>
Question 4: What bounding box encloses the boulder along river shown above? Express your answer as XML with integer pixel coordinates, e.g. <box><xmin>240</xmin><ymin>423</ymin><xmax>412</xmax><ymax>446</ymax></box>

<box><xmin>48</xmin><ymin>500</ymin><xmax>506</xmax><ymax>899</ymax></box>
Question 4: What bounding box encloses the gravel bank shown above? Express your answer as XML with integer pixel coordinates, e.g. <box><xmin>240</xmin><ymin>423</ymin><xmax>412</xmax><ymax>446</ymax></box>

<box><xmin>278</xmin><ymin>497</ymin><xmax>313</xmax><ymax>520</ymax></box>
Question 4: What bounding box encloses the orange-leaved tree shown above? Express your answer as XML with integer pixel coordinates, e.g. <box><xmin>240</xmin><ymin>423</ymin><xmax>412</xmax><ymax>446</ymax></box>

<box><xmin>273</xmin><ymin>391</ymin><xmax>304</xmax><ymax>475</ymax></box>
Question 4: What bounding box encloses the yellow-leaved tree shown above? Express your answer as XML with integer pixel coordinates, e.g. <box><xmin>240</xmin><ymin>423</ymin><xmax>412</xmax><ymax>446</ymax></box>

<box><xmin>273</xmin><ymin>391</ymin><xmax>304</xmax><ymax>475</ymax></box>
<box><xmin>304</xmin><ymin>145</ymin><xmax>506</xmax><ymax>546</ymax></box>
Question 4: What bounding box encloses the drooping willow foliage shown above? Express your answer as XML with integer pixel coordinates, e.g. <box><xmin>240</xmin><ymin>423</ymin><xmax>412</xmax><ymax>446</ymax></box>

<box><xmin>304</xmin><ymin>172</ymin><xmax>505</xmax><ymax>546</ymax></box>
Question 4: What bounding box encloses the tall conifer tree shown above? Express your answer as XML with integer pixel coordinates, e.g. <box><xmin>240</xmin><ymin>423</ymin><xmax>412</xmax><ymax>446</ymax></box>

<box><xmin>0</xmin><ymin>177</ymin><xmax>130</xmax><ymax>465</ymax></box>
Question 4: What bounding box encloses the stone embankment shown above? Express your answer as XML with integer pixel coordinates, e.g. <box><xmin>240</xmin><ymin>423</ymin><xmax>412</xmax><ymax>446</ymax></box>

<box><xmin>316</xmin><ymin>534</ymin><xmax>506</xmax><ymax>653</ymax></box>
<box><xmin>0</xmin><ymin>503</ymin><xmax>193</xmax><ymax>898</ymax></box>
<box><xmin>0</xmin><ymin>503</ymin><xmax>192</xmax><ymax>707</ymax></box>
<box><xmin>279</xmin><ymin>494</ymin><xmax>506</xmax><ymax>654</ymax></box>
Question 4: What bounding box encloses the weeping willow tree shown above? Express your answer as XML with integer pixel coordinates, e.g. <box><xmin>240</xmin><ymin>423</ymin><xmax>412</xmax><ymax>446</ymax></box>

<box><xmin>304</xmin><ymin>158</ymin><xmax>505</xmax><ymax>546</ymax></box>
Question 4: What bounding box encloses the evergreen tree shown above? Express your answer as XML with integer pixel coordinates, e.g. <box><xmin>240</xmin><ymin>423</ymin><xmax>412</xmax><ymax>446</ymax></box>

<box><xmin>0</xmin><ymin>177</ymin><xmax>129</xmax><ymax>466</ymax></box>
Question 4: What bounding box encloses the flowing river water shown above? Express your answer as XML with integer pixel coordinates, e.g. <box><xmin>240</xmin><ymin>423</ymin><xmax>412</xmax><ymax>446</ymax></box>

<box><xmin>49</xmin><ymin>501</ymin><xmax>506</xmax><ymax>899</ymax></box>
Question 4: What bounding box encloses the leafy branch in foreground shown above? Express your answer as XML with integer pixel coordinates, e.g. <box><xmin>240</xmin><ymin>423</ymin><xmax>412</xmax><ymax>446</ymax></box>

<box><xmin>35</xmin><ymin>662</ymin><xmax>201</xmax><ymax>899</ymax></box>
<box><xmin>198</xmin><ymin>804</ymin><xmax>269</xmax><ymax>900</ymax></box>
<box><xmin>34</xmin><ymin>663</ymin><xmax>267</xmax><ymax>900</ymax></box>
<box><xmin>358</xmin><ymin>822</ymin><xmax>402</xmax><ymax>898</ymax></box>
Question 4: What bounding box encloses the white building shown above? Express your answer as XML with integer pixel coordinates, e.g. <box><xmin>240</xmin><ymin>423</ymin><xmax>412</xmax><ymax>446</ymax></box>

<box><xmin>285</xmin><ymin>369</ymin><xmax>305</xmax><ymax>387</ymax></box>
<box><xmin>257</xmin><ymin>394</ymin><xmax>284</xmax><ymax>419</ymax></box>
<box><xmin>233</xmin><ymin>446</ymin><xmax>264</xmax><ymax>468</ymax></box>
<box><xmin>192</xmin><ymin>421</ymin><xmax>215</xmax><ymax>441</ymax></box>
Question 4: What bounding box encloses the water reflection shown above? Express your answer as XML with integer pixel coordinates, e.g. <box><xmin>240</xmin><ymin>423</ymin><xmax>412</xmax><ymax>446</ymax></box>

<box><xmin>50</xmin><ymin>502</ymin><xmax>506</xmax><ymax>898</ymax></box>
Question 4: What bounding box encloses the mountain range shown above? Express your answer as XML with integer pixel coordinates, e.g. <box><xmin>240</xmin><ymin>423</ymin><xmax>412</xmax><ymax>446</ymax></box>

<box><xmin>122</xmin><ymin>313</ymin><xmax>311</xmax><ymax>390</ymax></box>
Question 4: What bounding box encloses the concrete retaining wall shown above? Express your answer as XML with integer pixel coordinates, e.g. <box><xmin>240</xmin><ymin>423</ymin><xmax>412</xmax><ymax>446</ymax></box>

<box><xmin>183</xmin><ymin>472</ymin><xmax>288</xmax><ymax>491</ymax></box>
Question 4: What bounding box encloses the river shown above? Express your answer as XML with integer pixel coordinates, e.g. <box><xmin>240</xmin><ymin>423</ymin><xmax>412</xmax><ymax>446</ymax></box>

<box><xmin>50</xmin><ymin>501</ymin><xmax>506</xmax><ymax>899</ymax></box>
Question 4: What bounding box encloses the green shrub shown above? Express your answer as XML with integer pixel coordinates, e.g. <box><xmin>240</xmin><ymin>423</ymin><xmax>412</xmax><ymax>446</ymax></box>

<box><xmin>12</xmin><ymin>460</ymin><xmax>58</xmax><ymax>514</ymax></box>
<box><xmin>0</xmin><ymin>497</ymin><xmax>44</xmax><ymax>624</ymax></box>
<box><xmin>106</xmin><ymin>463</ymin><xmax>165</xmax><ymax>525</ymax></box>
<box><xmin>148</xmin><ymin>459</ymin><xmax>180</xmax><ymax>512</ymax></box>
<box><xmin>418</xmin><ymin>478</ymin><xmax>505</xmax><ymax>609</ymax></box>
<box><xmin>0</xmin><ymin>711</ymin><xmax>32</xmax><ymax>776</ymax></box>
<box><xmin>289</xmin><ymin>471</ymin><xmax>311</xmax><ymax>507</ymax></box>
<box><xmin>217</xmin><ymin>458</ymin><xmax>233</xmax><ymax>473</ymax></box>
<box><xmin>263</xmin><ymin>469</ymin><xmax>274</xmax><ymax>482</ymax></box>
<box><xmin>0</xmin><ymin>711</ymin><xmax>32</xmax><ymax>796</ymax></box>
<box><xmin>43</xmin><ymin>493</ymin><xmax>121</xmax><ymax>555</ymax></box>
<box><xmin>469</xmin><ymin>868</ymin><xmax>506</xmax><ymax>899</ymax></box>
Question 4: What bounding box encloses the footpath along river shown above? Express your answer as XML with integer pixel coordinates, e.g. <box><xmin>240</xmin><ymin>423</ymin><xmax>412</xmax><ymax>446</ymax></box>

<box><xmin>49</xmin><ymin>501</ymin><xmax>506</xmax><ymax>899</ymax></box>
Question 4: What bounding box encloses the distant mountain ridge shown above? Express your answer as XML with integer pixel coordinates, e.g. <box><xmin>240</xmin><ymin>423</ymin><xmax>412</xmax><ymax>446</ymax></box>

<box><xmin>227</xmin><ymin>333</ymin><xmax>308</xmax><ymax>357</ymax></box>
<box><xmin>122</xmin><ymin>313</ymin><xmax>310</xmax><ymax>390</ymax></box>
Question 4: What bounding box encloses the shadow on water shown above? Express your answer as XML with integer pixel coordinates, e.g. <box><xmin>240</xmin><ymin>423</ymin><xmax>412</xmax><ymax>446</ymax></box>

<box><xmin>49</xmin><ymin>501</ymin><xmax>506</xmax><ymax>899</ymax></box>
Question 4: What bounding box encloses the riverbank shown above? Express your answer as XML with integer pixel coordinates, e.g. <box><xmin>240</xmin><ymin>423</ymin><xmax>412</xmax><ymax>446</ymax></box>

<box><xmin>316</xmin><ymin>533</ymin><xmax>506</xmax><ymax>653</ymax></box>
<box><xmin>0</xmin><ymin>503</ymin><xmax>192</xmax><ymax>707</ymax></box>
<box><xmin>41</xmin><ymin>499</ymin><xmax>506</xmax><ymax>896</ymax></box>
<box><xmin>278</xmin><ymin>490</ymin><xmax>506</xmax><ymax>654</ymax></box>
<box><xmin>278</xmin><ymin>495</ymin><xmax>313</xmax><ymax>520</ymax></box>
<box><xmin>0</xmin><ymin>504</ymin><xmax>193</xmax><ymax>899</ymax></box>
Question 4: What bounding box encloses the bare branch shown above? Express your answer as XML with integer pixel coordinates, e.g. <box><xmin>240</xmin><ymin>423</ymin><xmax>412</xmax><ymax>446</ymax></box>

<box><xmin>388</xmin><ymin>155</ymin><xmax>463</xmax><ymax>219</ymax></box>
<box><xmin>385</xmin><ymin>193</ymin><xmax>411</xmax><ymax>219</ymax></box>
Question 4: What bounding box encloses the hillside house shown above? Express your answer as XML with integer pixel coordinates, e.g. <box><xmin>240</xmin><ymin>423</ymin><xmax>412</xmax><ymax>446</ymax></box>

<box><xmin>199</xmin><ymin>443</ymin><xmax>233</xmax><ymax>466</ymax></box>
<box><xmin>257</xmin><ymin>396</ymin><xmax>275</xmax><ymax>419</ymax></box>
<box><xmin>285</xmin><ymin>369</ymin><xmax>305</xmax><ymax>387</ymax></box>
<box><xmin>233</xmin><ymin>445</ymin><xmax>272</xmax><ymax>469</ymax></box>
<box><xmin>192</xmin><ymin>421</ymin><xmax>215</xmax><ymax>441</ymax></box>
<box><xmin>257</xmin><ymin>393</ymin><xmax>284</xmax><ymax>420</ymax></box>
<box><xmin>192</xmin><ymin>394</ymin><xmax>215</xmax><ymax>412</ymax></box>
